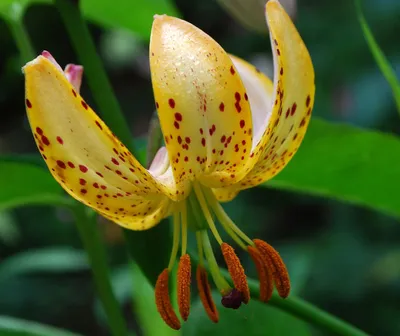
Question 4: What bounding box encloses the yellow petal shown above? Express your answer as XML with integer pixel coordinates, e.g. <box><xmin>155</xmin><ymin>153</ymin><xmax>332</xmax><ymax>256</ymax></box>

<box><xmin>150</xmin><ymin>15</ymin><xmax>254</xmax><ymax>189</ymax></box>
<box><xmin>214</xmin><ymin>0</ymin><xmax>315</xmax><ymax>200</ymax></box>
<box><xmin>24</xmin><ymin>55</ymin><xmax>171</xmax><ymax>229</ymax></box>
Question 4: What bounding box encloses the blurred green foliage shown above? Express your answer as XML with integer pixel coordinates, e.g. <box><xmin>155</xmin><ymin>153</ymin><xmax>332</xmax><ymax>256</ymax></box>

<box><xmin>0</xmin><ymin>0</ymin><xmax>400</xmax><ymax>335</ymax></box>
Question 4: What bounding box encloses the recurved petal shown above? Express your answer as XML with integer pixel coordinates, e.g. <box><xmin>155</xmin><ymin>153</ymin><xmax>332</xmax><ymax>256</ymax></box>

<box><xmin>150</xmin><ymin>15</ymin><xmax>253</xmax><ymax>190</ymax></box>
<box><xmin>24</xmin><ymin>54</ymin><xmax>171</xmax><ymax>230</ymax></box>
<box><xmin>214</xmin><ymin>0</ymin><xmax>315</xmax><ymax>200</ymax></box>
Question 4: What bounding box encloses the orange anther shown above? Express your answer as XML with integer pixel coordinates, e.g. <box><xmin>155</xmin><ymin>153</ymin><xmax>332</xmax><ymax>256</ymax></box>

<box><xmin>248</xmin><ymin>245</ymin><xmax>273</xmax><ymax>302</ymax></box>
<box><xmin>253</xmin><ymin>239</ymin><xmax>290</xmax><ymax>298</ymax></box>
<box><xmin>177</xmin><ymin>254</ymin><xmax>191</xmax><ymax>321</ymax></box>
<box><xmin>155</xmin><ymin>269</ymin><xmax>181</xmax><ymax>330</ymax></box>
<box><xmin>196</xmin><ymin>266</ymin><xmax>219</xmax><ymax>323</ymax></box>
<box><xmin>221</xmin><ymin>242</ymin><xmax>250</xmax><ymax>304</ymax></box>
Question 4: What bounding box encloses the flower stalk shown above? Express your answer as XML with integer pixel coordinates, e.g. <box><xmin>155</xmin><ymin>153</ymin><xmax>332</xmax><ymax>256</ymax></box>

<box><xmin>71</xmin><ymin>204</ymin><xmax>129</xmax><ymax>336</ymax></box>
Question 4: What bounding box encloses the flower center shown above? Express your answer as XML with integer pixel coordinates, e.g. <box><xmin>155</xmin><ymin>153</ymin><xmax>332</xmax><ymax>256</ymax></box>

<box><xmin>154</xmin><ymin>182</ymin><xmax>291</xmax><ymax>330</ymax></box>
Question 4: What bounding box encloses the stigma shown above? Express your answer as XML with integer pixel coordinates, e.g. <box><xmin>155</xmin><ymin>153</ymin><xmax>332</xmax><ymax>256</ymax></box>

<box><xmin>154</xmin><ymin>182</ymin><xmax>290</xmax><ymax>330</ymax></box>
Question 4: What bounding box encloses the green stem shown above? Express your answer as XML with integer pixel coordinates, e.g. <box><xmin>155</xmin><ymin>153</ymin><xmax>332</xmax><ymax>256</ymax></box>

<box><xmin>266</xmin><ymin>293</ymin><xmax>370</xmax><ymax>336</ymax></box>
<box><xmin>71</xmin><ymin>205</ymin><xmax>128</xmax><ymax>336</ymax></box>
<box><xmin>219</xmin><ymin>266</ymin><xmax>369</xmax><ymax>336</ymax></box>
<box><xmin>4</xmin><ymin>14</ymin><xmax>35</xmax><ymax>63</ymax></box>
<box><xmin>53</xmin><ymin>0</ymin><xmax>135</xmax><ymax>154</ymax></box>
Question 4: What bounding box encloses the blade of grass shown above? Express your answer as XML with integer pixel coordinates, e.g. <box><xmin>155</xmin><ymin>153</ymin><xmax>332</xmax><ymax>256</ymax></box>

<box><xmin>355</xmin><ymin>0</ymin><xmax>400</xmax><ymax>114</ymax></box>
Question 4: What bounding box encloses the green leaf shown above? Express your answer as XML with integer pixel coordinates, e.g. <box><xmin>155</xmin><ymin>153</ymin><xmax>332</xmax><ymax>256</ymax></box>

<box><xmin>265</xmin><ymin>119</ymin><xmax>400</xmax><ymax>218</ymax></box>
<box><xmin>0</xmin><ymin>315</ymin><xmax>83</xmax><ymax>336</ymax></box>
<box><xmin>182</xmin><ymin>292</ymin><xmax>311</xmax><ymax>336</ymax></box>
<box><xmin>80</xmin><ymin>0</ymin><xmax>180</xmax><ymax>40</ymax></box>
<box><xmin>354</xmin><ymin>0</ymin><xmax>400</xmax><ymax>113</ymax></box>
<box><xmin>0</xmin><ymin>161</ymin><xmax>70</xmax><ymax>211</ymax></box>
<box><xmin>0</xmin><ymin>248</ymin><xmax>89</xmax><ymax>282</ymax></box>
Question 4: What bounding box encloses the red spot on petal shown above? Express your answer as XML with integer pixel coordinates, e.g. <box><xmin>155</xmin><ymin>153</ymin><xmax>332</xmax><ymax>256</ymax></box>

<box><xmin>111</xmin><ymin>158</ymin><xmax>119</xmax><ymax>165</ymax></box>
<box><xmin>36</xmin><ymin>127</ymin><xmax>43</xmax><ymax>135</ymax></box>
<box><xmin>184</xmin><ymin>156</ymin><xmax>189</xmax><ymax>162</ymax></box>
<box><xmin>79</xmin><ymin>178</ymin><xmax>86</xmax><ymax>185</ymax></box>
<box><xmin>68</xmin><ymin>161</ymin><xmax>75</xmax><ymax>168</ymax></box>
<box><xmin>240</xmin><ymin>120</ymin><xmax>245</xmax><ymax>128</ymax></box>
<box><xmin>95</xmin><ymin>121</ymin><xmax>103</xmax><ymax>130</ymax></box>
<box><xmin>174</xmin><ymin>121</ymin><xmax>180</xmax><ymax>129</ymax></box>
<box><xmin>185</xmin><ymin>137</ymin><xmax>191</xmax><ymax>144</ymax></box>
<box><xmin>42</xmin><ymin>136</ymin><xmax>50</xmax><ymax>146</ymax></box>
<box><xmin>79</xmin><ymin>165</ymin><xmax>88</xmax><ymax>173</ymax></box>
<box><xmin>235</xmin><ymin>101</ymin><xmax>242</xmax><ymax>113</ymax></box>
<box><xmin>57</xmin><ymin>160</ymin><xmax>66</xmax><ymax>169</ymax></box>
<box><xmin>306</xmin><ymin>95</ymin><xmax>311</xmax><ymax>107</ymax></box>
<box><xmin>156</xmin><ymin>102</ymin><xmax>159</xmax><ymax>108</ymax></box>
<box><xmin>26</xmin><ymin>99</ymin><xmax>32</xmax><ymax>108</ymax></box>
<box><xmin>291</xmin><ymin>103</ymin><xmax>297</xmax><ymax>116</ymax></box>
<box><xmin>221</xmin><ymin>135</ymin><xmax>226</xmax><ymax>143</ymax></box>
<box><xmin>235</xmin><ymin>92</ymin><xmax>241</xmax><ymax>102</ymax></box>
<box><xmin>169</xmin><ymin>98</ymin><xmax>176</xmax><ymax>108</ymax></box>
<box><xmin>219</xmin><ymin>102</ymin><xmax>225</xmax><ymax>112</ymax></box>
<box><xmin>201</xmin><ymin>138</ymin><xmax>206</xmax><ymax>147</ymax></box>
<box><xmin>178</xmin><ymin>136</ymin><xmax>182</xmax><ymax>144</ymax></box>
<box><xmin>96</xmin><ymin>172</ymin><xmax>104</xmax><ymax>177</ymax></box>
<box><xmin>72</xmin><ymin>89</ymin><xmax>77</xmax><ymax>97</ymax></box>
<box><xmin>244</xmin><ymin>93</ymin><xmax>248</xmax><ymax>101</ymax></box>
<box><xmin>230</xmin><ymin>66</ymin><xmax>235</xmax><ymax>75</ymax></box>
<box><xmin>81</xmin><ymin>100</ymin><xmax>88</xmax><ymax>109</ymax></box>
<box><xmin>175</xmin><ymin>113</ymin><xmax>182</xmax><ymax>122</ymax></box>
<box><xmin>200</xmin><ymin>128</ymin><xmax>203</xmax><ymax>135</ymax></box>
<box><xmin>56</xmin><ymin>136</ymin><xmax>63</xmax><ymax>144</ymax></box>
<box><xmin>81</xmin><ymin>189</ymin><xmax>87</xmax><ymax>194</ymax></box>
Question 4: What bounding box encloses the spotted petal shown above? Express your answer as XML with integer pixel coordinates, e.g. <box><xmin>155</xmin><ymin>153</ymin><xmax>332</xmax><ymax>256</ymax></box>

<box><xmin>150</xmin><ymin>15</ymin><xmax>255</xmax><ymax>190</ymax></box>
<box><xmin>24</xmin><ymin>54</ymin><xmax>171</xmax><ymax>230</ymax></box>
<box><xmin>214</xmin><ymin>0</ymin><xmax>315</xmax><ymax>201</ymax></box>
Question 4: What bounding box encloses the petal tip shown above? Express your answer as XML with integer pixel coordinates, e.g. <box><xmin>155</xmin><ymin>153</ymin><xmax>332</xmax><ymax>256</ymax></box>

<box><xmin>22</xmin><ymin>54</ymin><xmax>46</xmax><ymax>73</ymax></box>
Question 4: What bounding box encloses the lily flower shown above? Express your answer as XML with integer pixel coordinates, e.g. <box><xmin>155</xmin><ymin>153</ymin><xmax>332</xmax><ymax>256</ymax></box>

<box><xmin>23</xmin><ymin>0</ymin><xmax>314</xmax><ymax>330</ymax></box>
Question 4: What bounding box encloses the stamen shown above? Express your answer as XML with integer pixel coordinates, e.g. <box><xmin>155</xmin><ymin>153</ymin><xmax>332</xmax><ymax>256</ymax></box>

<box><xmin>196</xmin><ymin>231</ymin><xmax>205</xmax><ymax>266</ymax></box>
<box><xmin>221</xmin><ymin>243</ymin><xmax>250</xmax><ymax>304</ymax></box>
<box><xmin>201</xmin><ymin>187</ymin><xmax>247</xmax><ymax>250</ymax></box>
<box><xmin>177</xmin><ymin>254</ymin><xmax>191</xmax><ymax>321</ymax></box>
<box><xmin>155</xmin><ymin>269</ymin><xmax>181</xmax><ymax>330</ymax></box>
<box><xmin>253</xmin><ymin>239</ymin><xmax>291</xmax><ymax>298</ymax></box>
<box><xmin>203</xmin><ymin>188</ymin><xmax>254</xmax><ymax>247</ymax></box>
<box><xmin>181</xmin><ymin>202</ymin><xmax>188</xmax><ymax>255</ymax></box>
<box><xmin>196</xmin><ymin>265</ymin><xmax>219</xmax><ymax>323</ymax></box>
<box><xmin>201</xmin><ymin>230</ymin><xmax>231</xmax><ymax>293</ymax></box>
<box><xmin>248</xmin><ymin>245</ymin><xmax>273</xmax><ymax>302</ymax></box>
<box><xmin>168</xmin><ymin>210</ymin><xmax>181</xmax><ymax>271</ymax></box>
<box><xmin>193</xmin><ymin>183</ymin><xmax>223</xmax><ymax>245</ymax></box>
